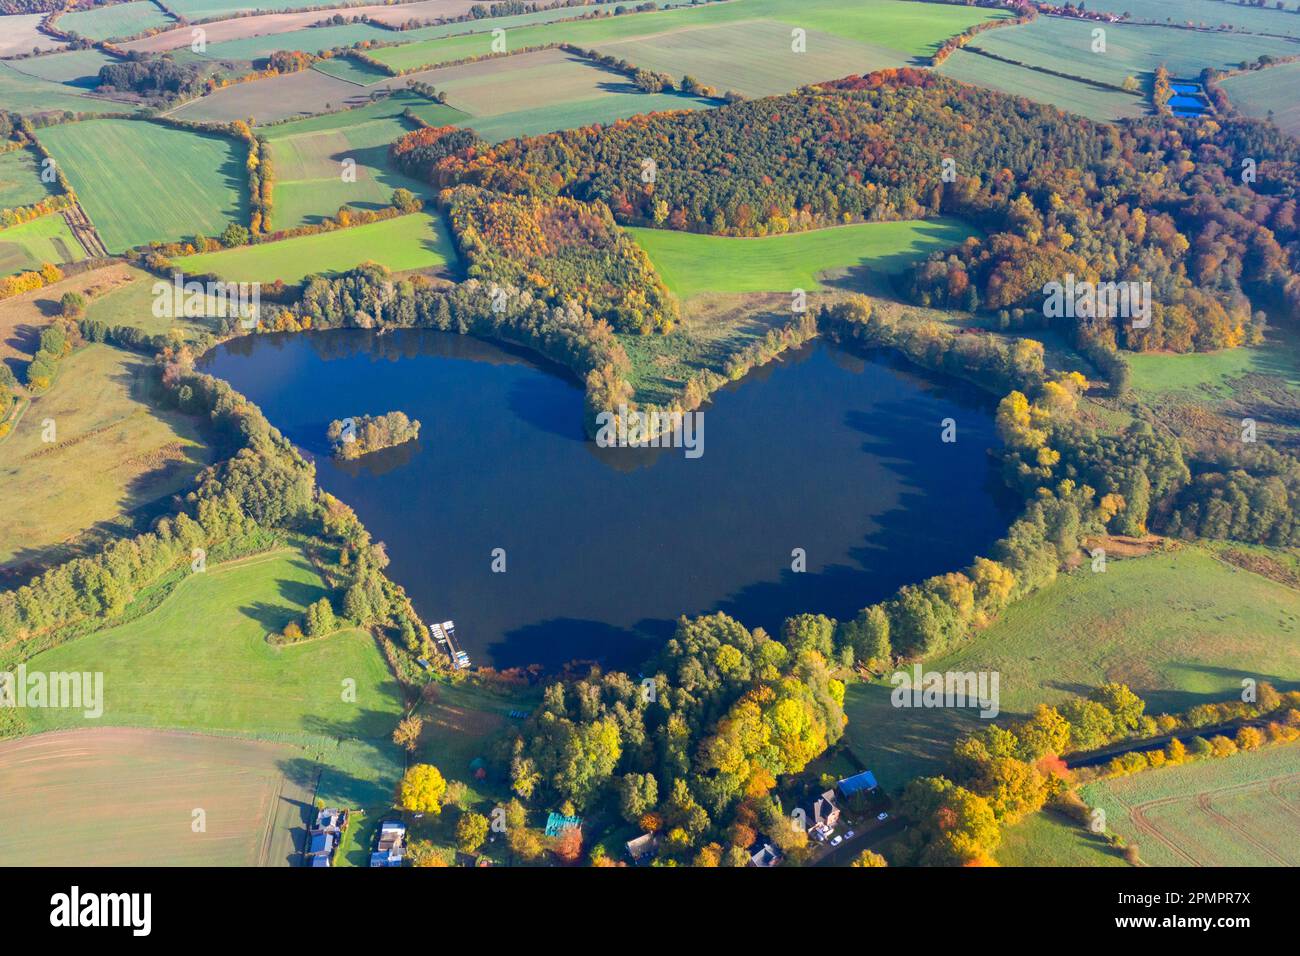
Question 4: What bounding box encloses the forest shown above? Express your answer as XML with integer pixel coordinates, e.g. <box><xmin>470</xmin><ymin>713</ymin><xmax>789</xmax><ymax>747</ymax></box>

<box><xmin>412</xmin><ymin>68</ymin><xmax>1299</xmax><ymax>353</ymax></box>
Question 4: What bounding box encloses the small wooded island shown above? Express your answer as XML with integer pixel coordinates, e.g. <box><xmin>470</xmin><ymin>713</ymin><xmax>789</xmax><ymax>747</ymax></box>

<box><xmin>327</xmin><ymin>411</ymin><xmax>422</xmax><ymax>460</ymax></box>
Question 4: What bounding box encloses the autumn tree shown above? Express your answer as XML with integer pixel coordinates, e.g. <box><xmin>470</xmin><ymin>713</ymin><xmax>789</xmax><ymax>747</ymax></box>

<box><xmin>396</xmin><ymin>763</ymin><xmax>446</xmax><ymax>814</ymax></box>
<box><xmin>456</xmin><ymin>812</ymin><xmax>489</xmax><ymax>853</ymax></box>
<box><xmin>392</xmin><ymin>715</ymin><xmax>423</xmax><ymax>752</ymax></box>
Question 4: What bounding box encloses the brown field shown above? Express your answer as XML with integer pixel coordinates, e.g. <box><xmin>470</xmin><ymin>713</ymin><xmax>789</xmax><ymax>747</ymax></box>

<box><xmin>0</xmin><ymin>14</ymin><xmax>68</xmax><ymax>57</ymax></box>
<box><xmin>0</xmin><ymin>728</ymin><xmax>314</xmax><ymax>866</ymax></box>
<box><xmin>120</xmin><ymin>0</ymin><xmax>484</xmax><ymax>54</ymax></box>
<box><xmin>166</xmin><ymin>68</ymin><xmax>369</xmax><ymax>124</ymax></box>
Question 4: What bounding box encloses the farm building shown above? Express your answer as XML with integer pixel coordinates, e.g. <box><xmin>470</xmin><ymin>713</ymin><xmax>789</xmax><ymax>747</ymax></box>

<box><xmin>625</xmin><ymin>833</ymin><xmax>658</xmax><ymax>865</ymax></box>
<box><xmin>306</xmin><ymin>807</ymin><xmax>348</xmax><ymax>867</ymax></box>
<box><xmin>837</xmin><ymin>770</ymin><xmax>879</xmax><ymax>799</ymax></box>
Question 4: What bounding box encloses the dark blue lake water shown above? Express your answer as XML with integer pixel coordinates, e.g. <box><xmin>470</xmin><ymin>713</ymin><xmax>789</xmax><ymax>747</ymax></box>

<box><xmin>200</xmin><ymin>329</ymin><xmax>1014</xmax><ymax>670</ymax></box>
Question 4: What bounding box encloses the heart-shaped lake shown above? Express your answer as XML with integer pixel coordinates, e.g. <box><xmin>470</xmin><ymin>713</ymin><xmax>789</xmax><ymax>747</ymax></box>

<box><xmin>200</xmin><ymin>328</ymin><xmax>1014</xmax><ymax>670</ymax></box>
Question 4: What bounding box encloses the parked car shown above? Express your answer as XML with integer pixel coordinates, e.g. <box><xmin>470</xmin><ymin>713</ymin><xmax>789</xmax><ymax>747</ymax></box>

<box><xmin>845</xmin><ymin>830</ymin><xmax>855</xmax><ymax>840</ymax></box>
<box><xmin>877</xmin><ymin>812</ymin><xmax>889</xmax><ymax>821</ymax></box>
<box><xmin>831</xmin><ymin>835</ymin><xmax>843</xmax><ymax>847</ymax></box>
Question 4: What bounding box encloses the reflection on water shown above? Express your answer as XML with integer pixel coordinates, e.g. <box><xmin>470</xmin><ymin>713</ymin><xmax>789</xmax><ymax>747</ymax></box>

<box><xmin>200</xmin><ymin>328</ymin><xmax>1015</xmax><ymax>671</ymax></box>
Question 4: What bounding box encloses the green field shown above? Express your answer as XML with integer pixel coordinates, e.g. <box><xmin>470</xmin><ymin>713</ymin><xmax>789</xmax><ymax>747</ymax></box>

<box><xmin>937</xmin><ymin>49</ymin><xmax>1145</xmax><ymax>123</ymax></box>
<box><xmin>82</xmin><ymin>264</ymin><xmax>231</xmax><ymax>341</ymax></box>
<box><xmin>995</xmin><ymin>809</ymin><xmax>1126</xmax><ymax>867</ymax></box>
<box><xmin>21</xmin><ymin>546</ymin><xmax>404</xmax><ymax>737</ymax></box>
<box><xmin>1221</xmin><ymin>61</ymin><xmax>1300</xmax><ymax>140</ymax></box>
<box><xmin>464</xmin><ymin>90</ymin><xmax>708</xmax><ymax>143</ymax></box>
<box><xmin>59</xmin><ymin>1</ymin><xmax>176</xmax><ymax>40</ymax></box>
<box><xmin>974</xmin><ymin>15</ymin><xmax>1298</xmax><ymax>88</ymax></box>
<box><xmin>629</xmin><ymin>218</ymin><xmax>974</xmax><ymax>301</ymax></box>
<box><xmin>593</xmin><ymin>19</ymin><xmax>907</xmax><ymax>99</ymax></box>
<box><xmin>388</xmin><ymin>48</ymin><xmax>709</xmax><ymax>142</ymax></box>
<box><xmin>264</xmin><ymin>94</ymin><xmax>464</xmax><ymax>229</ymax></box>
<box><xmin>0</xmin><ymin>728</ymin><xmax>314</xmax><ymax>866</ymax></box>
<box><xmin>0</xmin><ymin>340</ymin><xmax>213</xmax><ymax>571</ymax></box>
<box><xmin>37</xmin><ymin>119</ymin><xmax>249</xmax><ymax>252</ymax></box>
<box><xmin>843</xmin><ymin>546</ymin><xmax>1300</xmax><ymax>789</ymax></box>
<box><xmin>2</xmin><ymin>49</ymin><xmax>118</xmax><ymax>88</ymax></box>
<box><xmin>1081</xmin><ymin>744</ymin><xmax>1300</xmax><ymax>866</ymax></box>
<box><xmin>371</xmin><ymin>0</ymin><xmax>1009</xmax><ymax>72</ymax></box>
<box><xmin>1085</xmin><ymin>0</ymin><xmax>1300</xmax><ymax>41</ymax></box>
<box><xmin>0</xmin><ymin>147</ymin><xmax>57</xmax><ymax>211</ymax></box>
<box><xmin>310</xmin><ymin>57</ymin><xmax>392</xmax><ymax>86</ymax></box>
<box><xmin>168</xmin><ymin>67</ymin><xmax>366</xmax><ymax>125</ymax></box>
<box><xmin>0</xmin><ymin>61</ymin><xmax>131</xmax><ymax>116</ymax></box>
<box><xmin>176</xmin><ymin>211</ymin><xmax>458</xmax><ymax>284</ymax></box>
<box><xmin>1128</xmin><ymin>326</ymin><xmax>1300</xmax><ymax>398</ymax></box>
<box><xmin>0</xmin><ymin>212</ymin><xmax>83</xmax><ymax>276</ymax></box>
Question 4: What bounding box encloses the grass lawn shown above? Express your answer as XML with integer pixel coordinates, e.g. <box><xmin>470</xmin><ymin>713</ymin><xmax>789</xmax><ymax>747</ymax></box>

<box><xmin>81</xmin><ymin>264</ymin><xmax>230</xmax><ymax>341</ymax></box>
<box><xmin>628</xmin><ymin>218</ymin><xmax>974</xmax><ymax>302</ymax></box>
<box><xmin>995</xmin><ymin>809</ymin><xmax>1126</xmax><ymax>867</ymax></box>
<box><xmin>21</xmin><ymin>546</ymin><xmax>405</xmax><ymax>737</ymax></box>
<box><xmin>58</xmin><ymin>1</ymin><xmax>175</xmax><ymax>40</ymax></box>
<box><xmin>843</xmin><ymin>546</ymin><xmax>1300</xmax><ymax>789</ymax></box>
<box><xmin>1081</xmin><ymin>743</ymin><xmax>1300</xmax><ymax>867</ymax></box>
<box><xmin>414</xmin><ymin>680</ymin><xmax>535</xmax><ymax>804</ymax></box>
<box><xmin>0</xmin><ymin>343</ymin><xmax>213</xmax><ymax>572</ymax></box>
<box><xmin>0</xmin><ymin>212</ymin><xmax>83</xmax><ymax>277</ymax></box>
<box><xmin>176</xmin><ymin>211</ymin><xmax>458</xmax><ymax>284</ymax></box>
<box><xmin>0</xmin><ymin>728</ymin><xmax>314</xmax><ymax>866</ymax></box>
<box><xmin>1128</xmin><ymin>326</ymin><xmax>1300</xmax><ymax>398</ymax></box>
<box><xmin>37</xmin><ymin>119</ymin><xmax>249</xmax><ymax>252</ymax></box>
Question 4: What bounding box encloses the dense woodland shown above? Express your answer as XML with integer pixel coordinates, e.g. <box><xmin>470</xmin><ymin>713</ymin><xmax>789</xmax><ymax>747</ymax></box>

<box><xmin>507</xmin><ymin>611</ymin><xmax>847</xmax><ymax>865</ymax></box>
<box><xmin>415</xmin><ymin>69</ymin><xmax>1299</xmax><ymax>353</ymax></box>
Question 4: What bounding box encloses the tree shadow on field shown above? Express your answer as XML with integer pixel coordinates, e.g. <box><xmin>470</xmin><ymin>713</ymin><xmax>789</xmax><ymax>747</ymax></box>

<box><xmin>1045</xmin><ymin>663</ymin><xmax>1300</xmax><ymax>716</ymax></box>
<box><xmin>213</xmin><ymin>137</ymin><xmax>252</xmax><ymax>225</ymax></box>
<box><xmin>301</xmin><ymin>707</ymin><xmax>405</xmax><ymax>749</ymax></box>
<box><xmin>276</xmin><ymin>756</ymin><xmax>320</xmax><ymax>865</ymax></box>
<box><xmin>239</xmin><ymin>570</ymin><xmax>329</xmax><ymax>634</ymax></box>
